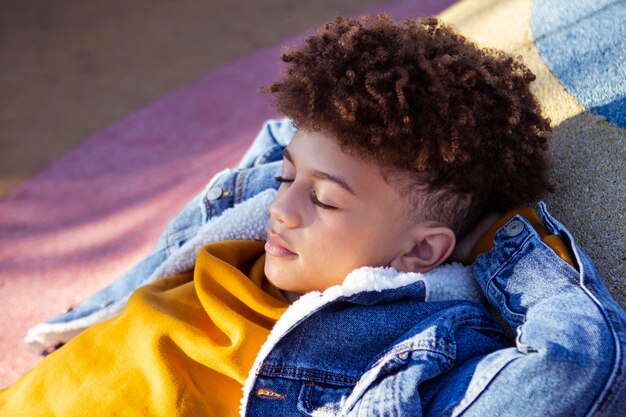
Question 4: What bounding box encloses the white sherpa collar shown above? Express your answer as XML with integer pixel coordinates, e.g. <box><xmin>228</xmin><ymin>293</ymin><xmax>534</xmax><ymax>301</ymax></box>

<box><xmin>240</xmin><ymin>261</ymin><xmax>482</xmax><ymax>415</ymax></box>
<box><xmin>26</xmin><ymin>185</ymin><xmax>483</xmax><ymax>377</ymax></box>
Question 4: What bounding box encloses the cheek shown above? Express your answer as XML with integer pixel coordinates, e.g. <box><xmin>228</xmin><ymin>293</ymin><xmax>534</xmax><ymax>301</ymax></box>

<box><xmin>307</xmin><ymin>226</ymin><xmax>373</xmax><ymax>271</ymax></box>
<box><xmin>333</xmin><ymin>223</ymin><xmax>399</xmax><ymax>268</ymax></box>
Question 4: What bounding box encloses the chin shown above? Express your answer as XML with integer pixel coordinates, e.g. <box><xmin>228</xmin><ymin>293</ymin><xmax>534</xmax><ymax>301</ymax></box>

<box><xmin>265</xmin><ymin>270</ymin><xmax>307</xmax><ymax>295</ymax></box>
<box><xmin>264</xmin><ymin>262</ymin><xmax>288</xmax><ymax>290</ymax></box>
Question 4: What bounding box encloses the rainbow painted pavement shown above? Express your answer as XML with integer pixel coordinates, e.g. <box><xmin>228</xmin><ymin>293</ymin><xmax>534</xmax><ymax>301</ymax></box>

<box><xmin>0</xmin><ymin>0</ymin><xmax>623</xmax><ymax>387</ymax></box>
<box><xmin>440</xmin><ymin>0</ymin><xmax>625</xmax><ymax>306</ymax></box>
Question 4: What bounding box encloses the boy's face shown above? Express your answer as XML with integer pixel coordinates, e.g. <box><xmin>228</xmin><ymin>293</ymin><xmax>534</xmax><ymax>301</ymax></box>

<box><xmin>264</xmin><ymin>129</ymin><xmax>419</xmax><ymax>294</ymax></box>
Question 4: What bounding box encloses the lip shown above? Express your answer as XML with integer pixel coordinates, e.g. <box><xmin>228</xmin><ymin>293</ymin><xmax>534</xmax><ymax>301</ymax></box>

<box><xmin>265</xmin><ymin>230</ymin><xmax>297</xmax><ymax>257</ymax></box>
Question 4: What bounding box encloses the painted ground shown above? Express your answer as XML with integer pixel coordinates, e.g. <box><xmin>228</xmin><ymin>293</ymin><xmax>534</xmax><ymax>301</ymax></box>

<box><xmin>1</xmin><ymin>0</ymin><xmax>623</xmax><ymax>387</ymax></box>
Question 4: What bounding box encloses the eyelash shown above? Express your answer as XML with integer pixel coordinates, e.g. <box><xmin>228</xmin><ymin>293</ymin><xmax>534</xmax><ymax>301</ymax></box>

<box><xmin>274</xmin><ymin>175</ymin><xmax>293</xmax><ymax>184</ymax></box>
<box><xmin>274</xmin><ymin>176</ymin><xmax>338</xmax><ymax>211</ymax></box>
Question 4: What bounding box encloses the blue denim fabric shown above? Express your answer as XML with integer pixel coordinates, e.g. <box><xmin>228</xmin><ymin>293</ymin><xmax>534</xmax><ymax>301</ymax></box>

<box><xmin>237</xmin><ymin>117</ymin><xmax>295</xmax><ymax>168</ymax></box>
<box><xmin>43</xmin><ymin>118</ymin><xmax>293</xmax><ymax>327</ymax></box>
<box><xmin>242</xmin><ymin>206</ymin><xmax>626</xmax><ymax>416</ymax></box>
<box><xmin>462</xmin><ymin>204</ymin><xmax>626</xmax><ymax>417</ymax></box>
<box><xmin>39</xmin><ymin>117</ymin><xmax>626</xmax><ymax>416</ymax></box>
<box><xmin>244</xmin><ymin>291</ymin><xmax>508</xmax><ymax>416</ymax></box>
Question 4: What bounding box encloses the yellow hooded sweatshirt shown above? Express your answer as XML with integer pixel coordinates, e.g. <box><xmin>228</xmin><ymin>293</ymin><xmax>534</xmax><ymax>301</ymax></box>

<box><xmin>1</xmin><ymin>209</ymin><xmax>573</xmax><ymax>416</ymax></box>
<box><xmin>0</xmin><ymin>240</ymin><xmax>288</xmax><ymax>416</ymax></box>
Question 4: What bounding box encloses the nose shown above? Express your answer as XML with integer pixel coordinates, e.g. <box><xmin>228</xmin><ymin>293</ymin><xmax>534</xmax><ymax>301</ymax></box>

<box><xmin>269</xmin><ymin>187</ymin><xmax>301</xmax><ymax>228</ymax></box>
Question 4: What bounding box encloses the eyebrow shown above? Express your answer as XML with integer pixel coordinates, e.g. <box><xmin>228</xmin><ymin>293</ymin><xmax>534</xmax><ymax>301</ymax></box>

<box><xmin>283</xmin><ymin>147</ymin><xmax>357</xmax><ymax>196</ymax></box>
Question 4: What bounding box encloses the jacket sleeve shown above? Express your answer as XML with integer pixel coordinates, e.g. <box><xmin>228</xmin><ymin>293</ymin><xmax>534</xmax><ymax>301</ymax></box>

<box><xmin>25</xmin><ymin>119</ymin><xmax>292</xmax><ymax>353</ymax></box>
<box><xmin>24</xmin><ymin>187</ymin><xmax>207</xmax><ymax>352</ymax></box>
<box><xmin>459</xmin><ymin>204</ymin><xmax>626</xmax><ymax>417</ymax></box>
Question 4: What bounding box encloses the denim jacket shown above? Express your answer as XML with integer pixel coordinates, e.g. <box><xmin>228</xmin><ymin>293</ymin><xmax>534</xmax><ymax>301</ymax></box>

<box><xmin>25</xmin><ymin>118</ymin><xmax>295</xmax><ymax>350</ymax></box>
<box><xmin>240</xmin><ymin>203</ymin><xmax>626</xmax><ymax>416</ymax></box>
<box><xmin>26</xmin><ymin>119</ymin><xmax>626</xmax><ymax>416</ymax></box>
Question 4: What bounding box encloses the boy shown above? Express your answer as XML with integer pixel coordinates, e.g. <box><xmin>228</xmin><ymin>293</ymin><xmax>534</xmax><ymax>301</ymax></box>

<box><xmin>4</xmin><ymin>15</ymin><xmax>626</xmax><ymax>416</ymax></box>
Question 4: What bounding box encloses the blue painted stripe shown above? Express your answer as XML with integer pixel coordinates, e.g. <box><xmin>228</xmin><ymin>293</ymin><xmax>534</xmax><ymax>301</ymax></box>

<box><xmin>532</xmin><ymin>0</ymin><xmax>625</xmax><ymax>128</ymax></box>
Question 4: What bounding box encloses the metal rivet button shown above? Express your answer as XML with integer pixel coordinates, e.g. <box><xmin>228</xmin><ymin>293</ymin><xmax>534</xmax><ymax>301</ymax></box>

<box><xmin>206</xmin><ymin>186</ymin><xmax>223</xmax><ymax>201</ymax></box>
<box><xmin>505</xmin><ymin>220</ymin><xmax>524</xmax><ymax>237</ymax></box>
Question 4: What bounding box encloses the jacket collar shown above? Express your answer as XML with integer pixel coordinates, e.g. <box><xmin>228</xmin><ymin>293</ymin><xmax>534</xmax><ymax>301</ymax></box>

<box><xmin>240</xmin><ymin>261</ymin><xmax>482</xmax><ymax>414</ymax></box>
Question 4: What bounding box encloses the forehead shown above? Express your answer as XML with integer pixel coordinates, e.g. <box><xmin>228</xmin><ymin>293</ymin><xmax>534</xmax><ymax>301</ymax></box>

<box><xmin>288</xmin><ymin>129</ymin><xmax>420</xmax><ymax>204</ymax></box>
<box><xmin>288</xmin><ymin>129</ymin><xmax>420</xmax><ymax>186</ymax></box>
<box><xmin>286</xmin><ymin>129</ymin><xmax>384</xmax><ymax>179</ymax></box>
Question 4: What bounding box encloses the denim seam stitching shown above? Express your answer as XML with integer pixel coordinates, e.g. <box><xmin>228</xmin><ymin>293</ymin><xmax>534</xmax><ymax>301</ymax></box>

<box><xmin>487</xmin><ymin>228</ymin><xmax>623</xmax><ymax>416</ymax></box>
<box><xmin>577</xmin><ymin>281</ymin><xmax>626</xmax><ymax>415</ymax></box>
<box><xmin>484</xmin><ymin>231</ymin><xmax>533</xmax><ymax>325</ymax></box>
<box><xmin>234</xmin><ymin>170</ymin><xmax>247</xmax><ymax>205</ymax></box>
<box><xmin>258</xmin><ymin>365</ymin><xmax>357</xmax><ymax>385</ymax></box>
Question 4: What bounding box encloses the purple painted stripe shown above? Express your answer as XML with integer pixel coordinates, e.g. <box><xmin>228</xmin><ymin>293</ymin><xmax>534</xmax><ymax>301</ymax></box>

<box><xmin>0</xmin><ymin>0</ymin><xmax>457</xmax><ymax>387</ymax></box>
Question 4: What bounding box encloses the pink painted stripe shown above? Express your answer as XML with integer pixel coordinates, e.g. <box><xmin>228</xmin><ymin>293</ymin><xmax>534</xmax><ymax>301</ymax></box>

<box><xmin>0</xmin><ymin>0</ymin><xmax>457</xmax><ymax>387</ymax></box>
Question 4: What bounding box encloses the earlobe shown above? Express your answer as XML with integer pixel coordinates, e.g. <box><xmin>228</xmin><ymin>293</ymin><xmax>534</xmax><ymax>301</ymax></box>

<box><xmin>390</xmin><ymin>224</ymin><xmax>456</xmax><ymax>274</ymax></box>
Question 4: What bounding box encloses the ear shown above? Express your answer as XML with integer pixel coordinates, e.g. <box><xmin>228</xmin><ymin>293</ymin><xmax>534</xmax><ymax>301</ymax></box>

<box><xmin>390</xmin><ymin>222</ymin><xmax>456</xmax><ymax>274</ymax></box>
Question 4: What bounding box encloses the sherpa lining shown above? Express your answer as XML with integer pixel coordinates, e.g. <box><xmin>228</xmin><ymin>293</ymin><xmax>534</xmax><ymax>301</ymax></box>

<box><xmin>25</xmin><ymin>185</ymin><xmax>483</xmax><ymax>371</ymax></box>
<box><xmin>24</xmin><ymin>189</ymin><xmax>276</xmax><ymax>351</ymax></box>
<box><xmin>239</xmin><ymin>261</ymin><xmax>481</xmax><ymax>414</ymax></box>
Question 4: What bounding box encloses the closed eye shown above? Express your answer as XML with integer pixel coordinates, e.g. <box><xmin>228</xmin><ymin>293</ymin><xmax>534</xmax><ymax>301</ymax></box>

<box><xmin>276</xmin><ymin>176</ymin><xmax>338</xmax><ymax>210</ymax></box>
<box><xmin>275</xmin><ymin>176</ymin><xmax>294</xmax><ymax>184</ymax></box>
<box><xmin>310</xmin><ymin>191</ymin><xmax>338</xmax><ymax>210</ymax></box>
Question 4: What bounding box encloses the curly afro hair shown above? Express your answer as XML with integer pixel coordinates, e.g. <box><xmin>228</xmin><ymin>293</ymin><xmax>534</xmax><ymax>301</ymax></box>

<box><xmin>266</xmin><ymin>14</ymin><xmax>552</xmax><ymax>236</ymax></box>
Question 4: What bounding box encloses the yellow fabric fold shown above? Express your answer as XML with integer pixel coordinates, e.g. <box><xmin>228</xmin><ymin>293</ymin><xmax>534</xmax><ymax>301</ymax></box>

<box><xmin>1</xmin><ymin>240</ymin><xmax>288</xmax><ymax>416</ymax></box>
